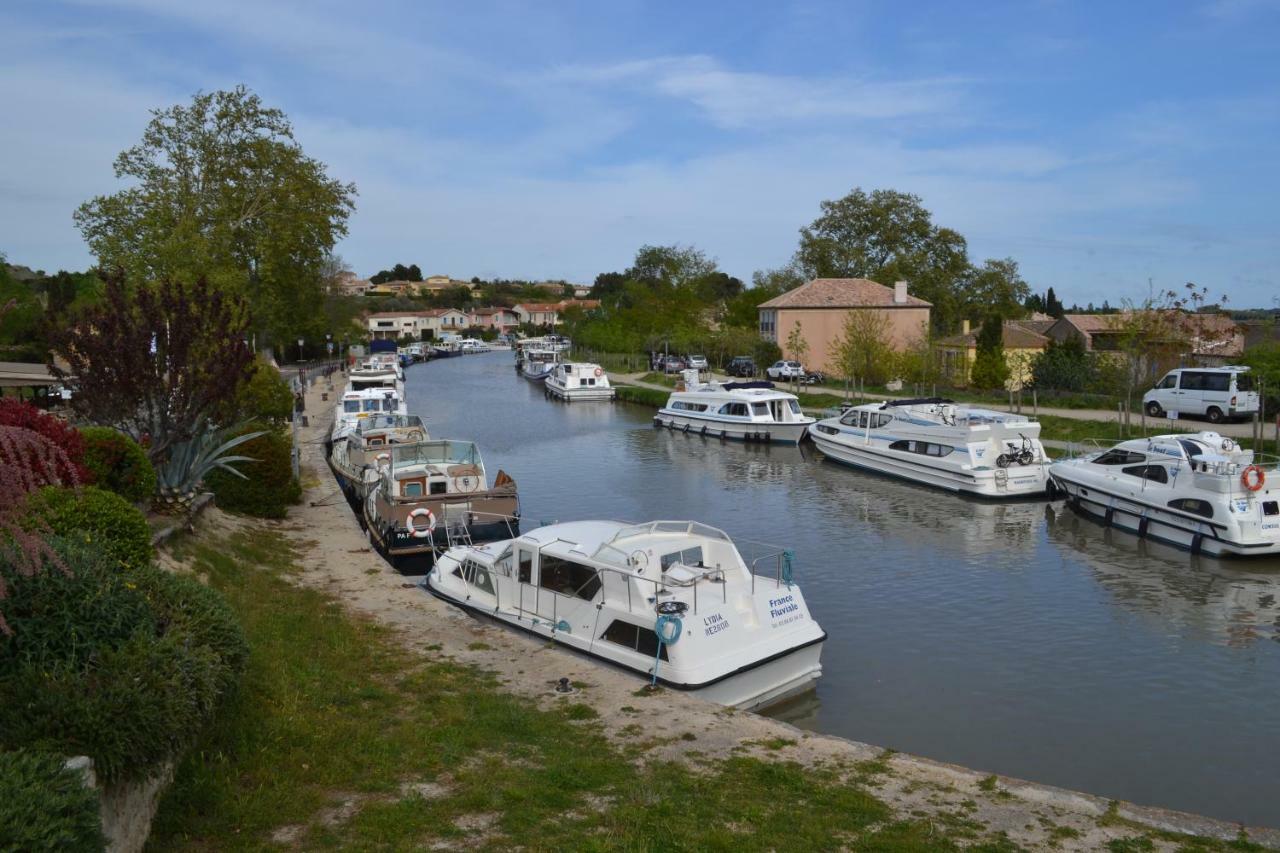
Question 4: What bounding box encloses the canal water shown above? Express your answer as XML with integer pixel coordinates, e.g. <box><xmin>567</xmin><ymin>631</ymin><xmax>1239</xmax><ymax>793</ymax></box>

<box><xmin>407</xmin><ymin>352</ymin><xmax>1280</xmax><ymax>826</ymax></box>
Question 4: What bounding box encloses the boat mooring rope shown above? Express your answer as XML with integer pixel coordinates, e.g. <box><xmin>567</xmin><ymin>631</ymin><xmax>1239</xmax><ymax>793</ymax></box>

<box><xmin>782</xmin><ymin>549</ymin><xmax>795</xmax><ymax>586</ymax></box>
<box><xmin>651</xmin><ymin>613</ymin><xmax>683</xmax><ymax>686</ymax></box>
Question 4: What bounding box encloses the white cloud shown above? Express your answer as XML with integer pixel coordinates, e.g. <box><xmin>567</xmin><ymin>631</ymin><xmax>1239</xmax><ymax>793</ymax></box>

<box><xmin>541</xmin><ymin>55</ymin><xmax>970</xmax><ymax>128</ymax></box>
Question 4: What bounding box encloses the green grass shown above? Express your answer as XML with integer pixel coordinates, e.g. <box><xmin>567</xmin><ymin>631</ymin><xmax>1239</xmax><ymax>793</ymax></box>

<box><xmin>613</xmin><ymin>384</ymin><xmax>669</xmax><ymax>407</ymax></box>
<box><xmin>155</xmin><ymin>523</ymin><xmax>1028</xmax><ymax>851</ymax></box>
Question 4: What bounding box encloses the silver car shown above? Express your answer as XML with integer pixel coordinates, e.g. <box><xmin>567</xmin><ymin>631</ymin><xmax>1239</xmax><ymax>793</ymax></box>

<box><xmin>687</xmin><ymin>354</ymin><xmax>708</xmax><ymax>370</ymax></box>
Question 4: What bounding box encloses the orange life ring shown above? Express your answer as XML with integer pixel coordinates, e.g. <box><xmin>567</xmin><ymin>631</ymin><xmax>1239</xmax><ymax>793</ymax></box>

<box><xmin>594</xmin><ymin>367</ymin><xmax>603</xmax><ymax>377</ymax></box>
<box><xmin>1242</xmin><ymin>464</ymin><xmax>1265</xmax><ymax>492</ymax></box>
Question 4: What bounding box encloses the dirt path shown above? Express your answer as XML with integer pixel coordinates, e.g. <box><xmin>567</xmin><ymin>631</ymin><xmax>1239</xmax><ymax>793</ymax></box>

<box><xmin>272</xmin><ymin>370</ymin><xmax>1278</xmax><ymax>850</ymax></box>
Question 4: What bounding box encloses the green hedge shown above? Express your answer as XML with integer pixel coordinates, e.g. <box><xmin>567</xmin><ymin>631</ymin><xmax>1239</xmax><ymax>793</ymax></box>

<box><xmin>220</xmin><ymin>357</ymin><xmax>294</xmax><ymax>424</ymax></box>
<box><xmin>0</xmin><ymin>750</ymin><xmax>103</xmax><ymax>852</ymax></box>
<box><xmin>0</xmin><ymin>541</ymin><xmax>247</xmax><ymax>785</ymax></box>
<box><xmin>23</xmin><ymin>485</ymin><xmax>153</xmax><ymax>572</ymax></box>
<box><xmin>80</xmin><ymin>426</ymin><xmax>156</xmax><ymax>504</ymax></box>
<box><xmin>206</xmin><ymin>425</ymin><xmax>300</xmax><ymax>519</ymax></box>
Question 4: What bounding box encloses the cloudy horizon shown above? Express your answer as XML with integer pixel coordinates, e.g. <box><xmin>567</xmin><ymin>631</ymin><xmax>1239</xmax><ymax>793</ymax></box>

<box><xmin>2</xmin><ymin>0</ymin><xmax>1278</xmax><ymax>307</ymax></box>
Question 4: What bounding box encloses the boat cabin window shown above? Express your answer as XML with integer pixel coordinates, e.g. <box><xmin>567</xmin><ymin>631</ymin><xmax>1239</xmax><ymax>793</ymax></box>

<box><xmin>1122</xmin><ymin>464</ymin><xmax>1169</xmax><ymax>484</ymax></box>
<box><xmin>1092</xmin><ymin>449</ymin><xmax>1145</xmax><ymax>466</ymax></box>
<box><xmin>1262</xmin><ymin>500</ymin><xmax>1278</xmax><ymax>517</ymax></box>
<box><xmin>430</xmin><ymin>481</ymin><xmax>447</xmax><ymax>495</ymax></box>
<box><xmin>718</xmin><ymin>402</ymin><xmax>750</xmax><ymax>417</ymax></box>
<box><xmin>1168</xmin><ymin>498</ymin><xmax>1214</xmax><ymax>519</ymax></box>
<box><xmin>344</xmin><ymin>400</ymin><xmax>360</xmax><ymax>413</ymax></box>
<box><xmin>401</xmin><ymin>479</ymin><xmax>425</xmax><ymax>497</ymax></box>
<box><xmin>538</xmin><ymin>555</ymin><xmax>602</xmax><ymax>601</ymax></box>
<box><xmin>839</xmin><ymin>410</ymin><xmax>863</xmax><ymax>426</ymax></box>
<box><xmin>788</xmin><ymin>400</ymin><xmax>801</xmax><ymax>414</ymax></box>
<box><xmin>671</xmin><ymin>401</ymin><xmax>708</xmax><ymax>412</ymax></box>
<box><xmin>660</xmin><ymin>546</ymin><xmax>704</xmax><ymax>570</ymax></box>
<box><xmin>751</xmin><ymin>402</ymin><xmax>769</xmax><ymax>416</ymax></box>
<box><xmin>517</xmin><ymin>550</ymin><xmax>533</xmax><ymax>584</ymax></box>
<box><xmin>599</xmin><ymin>620</ymin><xmax>670</xmax><ymax>661</ymax></box>
<box><xmin>363</xmin><ymin>400</ymin><xmax>381</xmax><ymax>412</ymax></box>
<box><xmin>451</xmin><ymin>559</ymin><xmax>496</xmax><ymax>595</ymax></box>
<box><xmin>889</xmin><ymin>439</ymin><xmax>953</xmax><ymax>457</ymax></box>
<box><xmin>1178</xmin><ymin>440</ymin><xmax>1204</xmax><ymax>460</ymax></box>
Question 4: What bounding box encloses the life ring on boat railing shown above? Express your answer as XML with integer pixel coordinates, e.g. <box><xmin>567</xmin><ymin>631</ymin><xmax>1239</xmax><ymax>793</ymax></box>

<box><xmin>1241</xmin><ymin>465</ymin><xmax>1266</xmax><ymax>492</ymax></box>
<box><xmin>407</xmin><ymin>507</ymin><xmax>436</xmax><ymax>538</ymax></box>
<box><xmin>593</xmin><ymin>367</ymin><xmax>603</xmax><ymax>377</ymax></box>
<box><xmin>375</xmin><ymin>452</ymin><xmax>391</xmax><ymax>466</ymax></box>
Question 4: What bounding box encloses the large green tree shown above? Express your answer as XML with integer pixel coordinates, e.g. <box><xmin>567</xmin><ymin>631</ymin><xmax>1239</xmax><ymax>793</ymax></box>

<box><xmin>75</xmin><ymin>86</ymin><xmax>356</xmax><ymax>346</ymax></box>
<box><xmin>793</xmin><ymin>187</ymin><xmax>971</xmax><ymax>331</ymax></box>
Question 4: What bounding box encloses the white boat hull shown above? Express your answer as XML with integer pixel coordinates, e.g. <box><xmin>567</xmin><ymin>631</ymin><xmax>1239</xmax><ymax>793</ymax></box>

<box><xmin>423</xmin><ymin>572</ymin><xmax>823</xmax><ymax>710</ymax></box>
<box><xmin>654</xmin><ymin>411</ymin><xmax>810</xmax><ymax>444</ymax></box>
<box><xmin>546</xmin><ymin>383</ymin><xmax>615</xmax><ymax>401</ymax></box>
<box><xmin>1050</xmin><ymin>473</ymin><xmax>1280</xmax><ymax>557</ymax></box>
<box><xmin>812</xmin><ymin>432</ymin><xmax>1047</xmax><ymax>498</ymax></box>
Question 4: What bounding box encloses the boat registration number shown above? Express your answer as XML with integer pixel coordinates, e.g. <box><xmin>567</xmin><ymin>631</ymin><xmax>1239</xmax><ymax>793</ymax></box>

<box><xmin>703</xmin><ymin>613</ymin><xmax>730</xmax><ymax>636</ymax></box>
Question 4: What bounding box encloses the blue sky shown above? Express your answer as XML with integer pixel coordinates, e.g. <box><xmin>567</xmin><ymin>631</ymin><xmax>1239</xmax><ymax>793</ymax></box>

<box><xmin>2</xmin><ymin>0</ymin><xmax>1279</xmax><ymax>307</ymax></box>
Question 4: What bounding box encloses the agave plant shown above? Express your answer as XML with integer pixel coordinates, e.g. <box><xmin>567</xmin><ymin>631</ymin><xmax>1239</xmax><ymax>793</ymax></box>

<box><xmin>154</xmin><ymin>417</ymin><xmax>265</xmax><ymax>515</ymax></box>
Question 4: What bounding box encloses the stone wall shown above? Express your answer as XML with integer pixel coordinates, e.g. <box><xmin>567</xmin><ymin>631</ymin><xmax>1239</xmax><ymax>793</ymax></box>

<box><xmin>68</xmin><ymin>756</ymin><xmax>174</xmax><ymax>853</ymax></box>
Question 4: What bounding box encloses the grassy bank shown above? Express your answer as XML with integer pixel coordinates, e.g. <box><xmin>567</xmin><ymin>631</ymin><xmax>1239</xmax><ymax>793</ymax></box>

<box><xmin>155</xmin><ymin>522</ymin><xmax>1040</xmax><ymax>850</ymax></box>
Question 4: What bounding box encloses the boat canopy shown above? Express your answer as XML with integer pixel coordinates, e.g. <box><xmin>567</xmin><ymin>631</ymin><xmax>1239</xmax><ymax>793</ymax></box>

<box><xmin>390</xmin><ymin>440</ymin><xmax>482</xmax><ymax>468</ymax></box>
<box><xmin>722</xmin><ymin>381</ymin><xmax>775</xmax><ymax>391</ymax></box>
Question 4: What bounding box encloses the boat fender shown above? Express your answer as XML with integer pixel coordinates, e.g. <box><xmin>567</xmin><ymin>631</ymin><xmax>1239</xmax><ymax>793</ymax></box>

<box><xmin>1242</xmin><ymin>464</ymin><xmax>1265</xmax><ymax>492</ymax></box>
<box><xmin>407</xmin><ymin>508</ymin><xmax>436</xmax><ymax>538</ymax></box>
<box><xmin>1190</xmin><ymin>533</ymin><xmax>1204</xmax><ymax>554</ymax></box>
<box><xmin>554</xmin><ymin>619</ymin><xmax>571</xmax><ymax>633</ymax></box>
<box><xmin>1137</xmin><ymin>516</ymin><xmax>1150</xmax><ymax>538</ymax></box>
<box><xmin>1104</xmin><ymin>506</ymin><xmax>1115</xmax><ymax>527</ymax></box>
<box><xmin>782</xmin><ymin>549</ymin><xmax>795</xmax><ymax>586</ymax></box>
<box><xmin>1045</xmin><ymin>478</ymin><xmax>1058</xmax><ymax>500</ymax></box>
<box><xmin>701</xmin><ymin>425</ymin><xmax>707</xmax><ymax>436</ymax></box>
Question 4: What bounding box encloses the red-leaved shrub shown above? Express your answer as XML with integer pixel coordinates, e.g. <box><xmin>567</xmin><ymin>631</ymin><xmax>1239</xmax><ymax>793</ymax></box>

<box><xmin>0</xmin><ymin>400</ymin><xmax>87</xmax><ymax>484</ymax></box>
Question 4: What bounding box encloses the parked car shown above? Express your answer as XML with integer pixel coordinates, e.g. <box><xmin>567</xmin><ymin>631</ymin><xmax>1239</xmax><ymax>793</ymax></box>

<box><xmin>659</xmin><ymin>356</ymin><xmax>687</xmax><ymax>374</ymax></box>
<box><xmin>1142</xmin><ymin>366</ymin><xmax>1259</xmax><ymax>423</ymax></box>
<box><xmin>766</xmin><ymin>360</ymin><xmax>807</xmax><ymax>381</ymax></box>
<box><xmin>686</xmin><ymin>354</ymin><xmax>708</xmax><ymax>370</ymax></box>
<box><xmin>726</xmin><ymin>356</ymin><xmax>757</xmax><ymax>377</ymax></box>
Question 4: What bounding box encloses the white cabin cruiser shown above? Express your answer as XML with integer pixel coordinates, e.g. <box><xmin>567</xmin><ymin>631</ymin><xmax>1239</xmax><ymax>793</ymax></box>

<box><xmin>810</xmin><ymin>398</ymin><xmax>1049</xmax><ymax>498</ymax></box>
<box><xmin>655</xmin><ymin>376</ymin><xmax>813</xmax><ymax>444</ymax></box>
<box><xmin>331</xmin><ymin>382</ymin><xmax>408</xmax><ymax>443</ymax></box>
<box><xmin>1049</xmin><ymin>431</ymin><xmax>1280</xmax><ymax>556</ymax></box>
<box><xmin>425</xmin><ymin>520</ymin><xmax>826</xmax><ymax>709</ymax></box>
<box><xmin>329</xmin><ymin>414</ymin><xmax>429</xmax><ymax>504</ymax></box>
<box><xmin>545</xmin><ymin>362</ymin><xmax>615</xmax><ymax>401</ymax></box>
<box><xmin>518</xmin><ymin>347</ymin><xmax>559</xmax><ymax>382</ymax></box>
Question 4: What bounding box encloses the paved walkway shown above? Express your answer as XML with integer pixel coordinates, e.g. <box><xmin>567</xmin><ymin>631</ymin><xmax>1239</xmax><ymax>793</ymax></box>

<box><xmin>618</xmin><ymin>372</ymin><xmax>1273</xmax><ymax>440</ymax></box>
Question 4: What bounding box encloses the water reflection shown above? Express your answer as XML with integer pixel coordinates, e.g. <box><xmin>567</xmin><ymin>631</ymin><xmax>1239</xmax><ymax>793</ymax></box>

<box><xmin>1045</xmin><ymin>504</ymin><xmax>1280</xmax><ymax>649</ymax></box>
<box><xmin>403</xmin><ymin>353</ymin><xmax>1280</xmax><ymax>826</ymax></box>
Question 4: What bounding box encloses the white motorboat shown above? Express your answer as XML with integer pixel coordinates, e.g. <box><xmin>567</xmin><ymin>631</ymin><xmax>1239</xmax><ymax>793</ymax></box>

<box><xmin>425</xmin><ymin>519</ymin><xmax>826</xmax><ymax>709</ymax></box>
<box><xmin>1049</xmin><ymin>431</ymin><xmax>1280</xmax><ymax>556</ymax></box>
<box><xmin>810</xmin><ymin>398</ymin><xmax>1049</xmax><ymax>498</ymax></box>
<box><xmin>654</xmin><ymin>376</ymin><xmax>813</xmax><ymax>444</ymax></box>
<box><xmin>331</xmin><ymin>374</ymin><xmax>409</xmax><ymax>443</ymax></box>
<box><xmin>518</xmin><ymin>347</ymin><xmax>559</xmax><ymax>382</ymax></box>
<box><xmin>545</xmin><ymin>362</ymin><xmax>615</xmax><ymax>401</ymax></box>
<box><xmin>329</xmin><ymin>414</ymin><xmax>429</xmax><ymax>503</ymax></box>
<box><xmin>362</xmin><ymin>439</ymin><xmax>520</xmax><ymax>571</ymax></box>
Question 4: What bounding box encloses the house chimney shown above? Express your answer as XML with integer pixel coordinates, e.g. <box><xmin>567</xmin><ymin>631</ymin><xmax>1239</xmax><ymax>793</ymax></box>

<box><xmin>962</xmin><ymin>319</ymin><xmax>970</xmax><ymax>336</ymax></box>
<box><xmin>894</xmin><ymin>280</ymin><xmax>908</xmax><ymax>304</ymax></box>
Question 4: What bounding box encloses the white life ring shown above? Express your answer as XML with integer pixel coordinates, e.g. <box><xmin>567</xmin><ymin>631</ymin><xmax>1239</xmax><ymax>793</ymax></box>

<box><xmin>375</xmin><ymin>452</ymin><xmax>391</xmax><ymax>466</ymax></box>
<box><xmin>594</xmin><ymin>367</ymin><xmax>603</xmax><ymax>377</ymax></box>
<box><xmin>407</xmin><ymin>508</ymin><xmax>435</xmax><ymax>538</ymax></box>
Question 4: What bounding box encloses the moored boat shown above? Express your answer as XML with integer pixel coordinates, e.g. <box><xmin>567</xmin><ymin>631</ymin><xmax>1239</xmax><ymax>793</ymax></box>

<box><xmin>654</xmin><ymin>375</ymin><xmax>813</xmax><ymax>444</ymax></box>
<box><xmin>810</xmin><ymin>398</ymin><xmax>1049</xmax><ymax>498</ymax></box>
<box><xmin>545</xmin><ymin>362</ymin><xmax>615</xmax><ymax>401</ymax></box>
<box><xmin>330</xmin><ymin>414</ymin><xmax>429</xmax><ymax>504</ymax></box>
<box><xmin>362</xmin><ymin>439</ymin><xmax>520</xmax><ymax>572</ymax></box>
<box><xmin>331</xmin><ymin>373</ymin><xmax>408</xmax><ymax>443</ymax></box>
<box><xmin>425</xmin><ymin>519</ymin><xmax>826</xmax><ymax>709</ymax></box>
<box><xmin>518</xmin><ymin>347</ymin><xmax>559</xmax><ymax>381</ymax></box>
<box><xmin>1049</xmin><ymin>431</ymin><xmax>1280</xmax><ymax>556</ymax></box>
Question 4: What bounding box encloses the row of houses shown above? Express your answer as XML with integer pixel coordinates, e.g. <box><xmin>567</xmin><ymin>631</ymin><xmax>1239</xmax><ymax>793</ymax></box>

<box><xmin>365</xmin><ymin>300</ymin><xmax>600</xmax><ymax>340</ymax></box>
<box><xmin>337</xmin><ymin>272</ymin><xmax>591</xmax><ymax>300</ymax></box>
<box><xmin>758</xmin><ymin>277</ymin><xmax>1248</xmax><ymax>387</ymax></box>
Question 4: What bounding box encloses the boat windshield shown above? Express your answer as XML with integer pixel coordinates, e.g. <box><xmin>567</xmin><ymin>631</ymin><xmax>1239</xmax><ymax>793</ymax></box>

<box><xmin>355</xmin><ymin>414</ymin><xmax>423</xmax><ymax>435</ymax></box>
<box><xmin>390</xmin><ymin>440</ymin><xmax>482</xmax><ymax>468</ymax></box>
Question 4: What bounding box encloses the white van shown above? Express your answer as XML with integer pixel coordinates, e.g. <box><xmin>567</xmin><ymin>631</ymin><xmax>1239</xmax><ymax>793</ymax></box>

<box><xmin>1142</xmin><ymin>366</ymin><xmax>1259</xmax><ymax>423</ymax></box>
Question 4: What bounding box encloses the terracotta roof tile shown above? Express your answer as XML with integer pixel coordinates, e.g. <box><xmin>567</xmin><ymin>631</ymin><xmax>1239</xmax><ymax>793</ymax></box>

<box><xmin>758</xmin><ymin>278</ymin><xmax>931</xmax><ymax>309</ymax></box>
